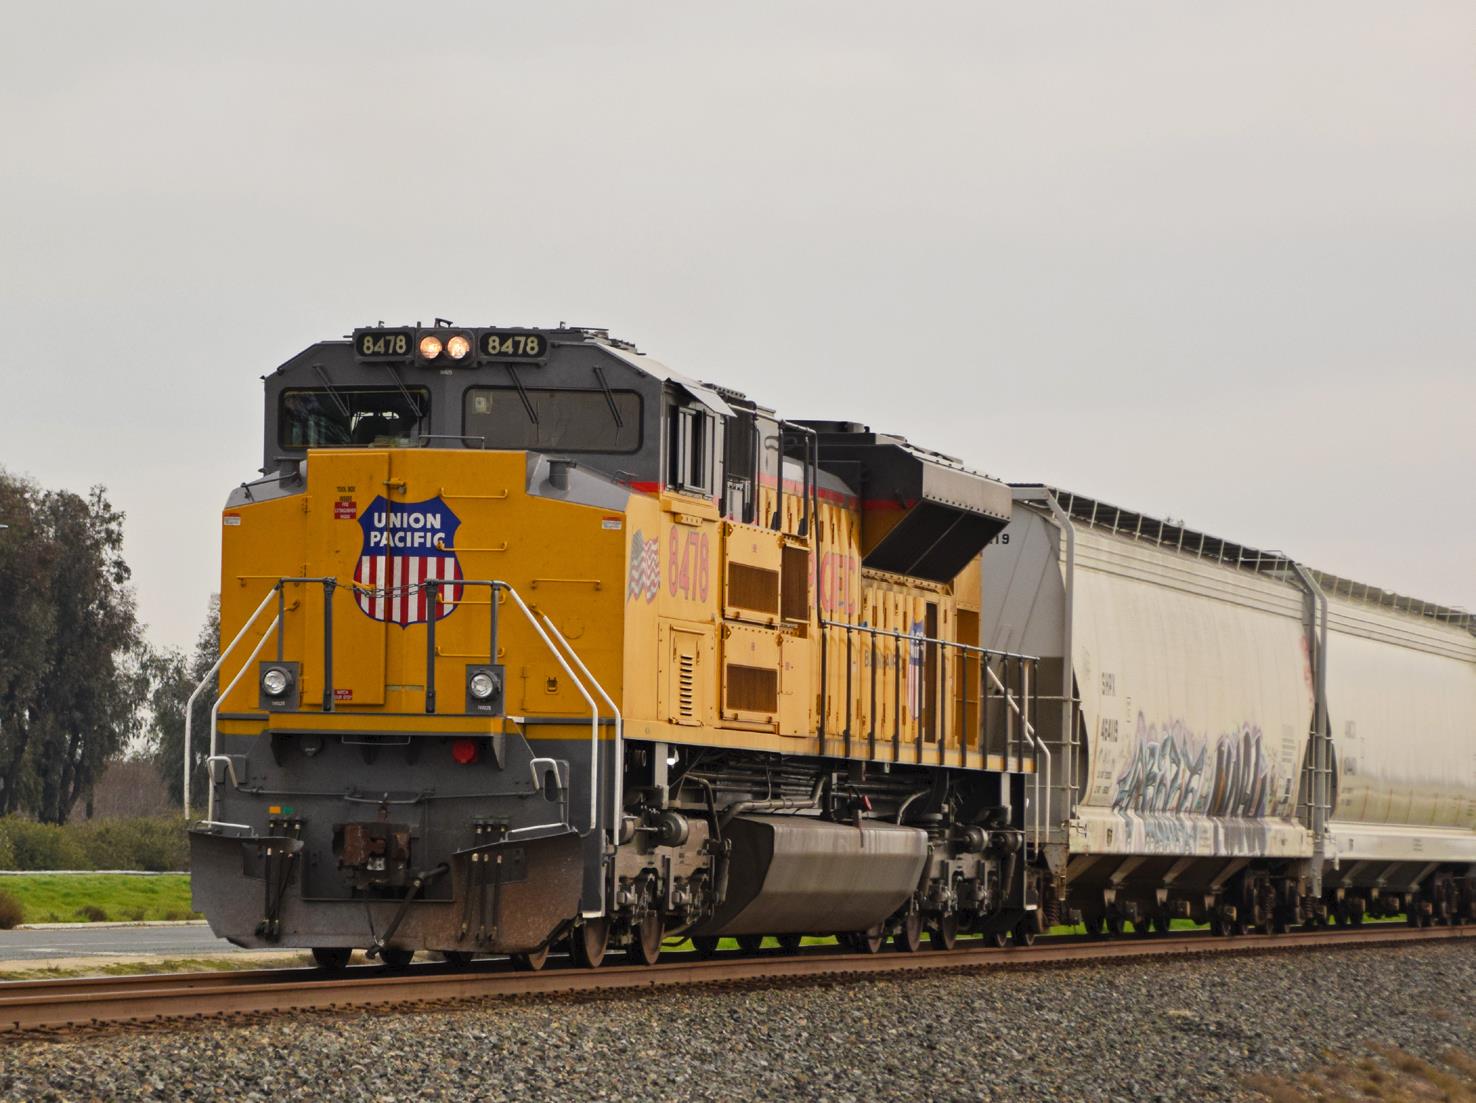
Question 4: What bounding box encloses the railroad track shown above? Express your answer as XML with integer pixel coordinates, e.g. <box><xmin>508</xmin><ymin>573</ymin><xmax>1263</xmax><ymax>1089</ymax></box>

<box><xmin>2</xmin><ymin>925</ymin><xmax>1469</xmax><ymax>1037</ymax></box>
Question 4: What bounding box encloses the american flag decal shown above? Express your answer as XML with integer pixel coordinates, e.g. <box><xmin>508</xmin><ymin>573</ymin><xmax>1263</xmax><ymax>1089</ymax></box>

<box><xmin>905</xmin><ymin>619</ymin><xmax>925</xmax><ymax>720</ymax></box>
<box><xmin>627</xmin><ymin>530</ymin><xmax>660</xmax><ymax>603</ymax></box>
<box><xmin>351</xmin><ymin>495</ymin><xmax>464</xmax><ymax>627</ymax></box>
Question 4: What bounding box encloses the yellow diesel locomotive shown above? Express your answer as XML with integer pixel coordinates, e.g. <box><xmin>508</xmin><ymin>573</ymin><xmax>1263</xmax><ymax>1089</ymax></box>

<box><xmin>189</xmin><ymin>323</ymin><xmax>1048</xmax><ymax>968</ymax></box>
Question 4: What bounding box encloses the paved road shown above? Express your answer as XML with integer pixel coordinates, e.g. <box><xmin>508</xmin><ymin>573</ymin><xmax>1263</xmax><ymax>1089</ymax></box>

<box><xmin>0</xmin><ymin>924</ymin><xmax>238</xmax><ymax>962</ymax></box>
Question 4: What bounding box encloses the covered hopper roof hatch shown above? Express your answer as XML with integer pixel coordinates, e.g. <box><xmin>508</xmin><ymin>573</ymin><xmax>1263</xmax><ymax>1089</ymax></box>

<box><xmin>799</xmin><ymin>421</ymin><xmax>1013</xmax><ymax>582</ymax></box>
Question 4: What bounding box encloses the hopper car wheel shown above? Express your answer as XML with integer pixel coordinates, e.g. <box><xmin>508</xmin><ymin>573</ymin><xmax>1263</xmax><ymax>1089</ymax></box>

<box><xmin>736</xmin><ymin>934</ymin><xmax>765</xmax><ymax>955</ymax></box>
<box><xmin>987</xmin><ymin>931</ymin><xmax>1008</xmax><ymax>948</ymax></box>
<box><xmin>573</xmin><ymin>918</ymin><xmax>611</xmax><ymax>969</ymax></box>
<box><xmin>690</xmin><ymin>935</ymin><xmax>720</xmax><ymax>959</ymax></box>
<box><xmin>777</xmin><ymin>933</ymin><xmax>804</xmax><ymax>954</ymax></box>
<box><xmin>512</xmin><ymin>943</ymin><xmax>551</xmax><ymax>972</ymax></box>
<box><xmin>379</xmin><ymin>947</ymin><xmax>414</xmax><ymax>969</ymax></box>
<box><xmin>894</xmin><ymin>913</ymin><xmax>923</xmax><ymax>953</ymax></box>
<box><xmin>1209</xmin><ymin>916</ymin><xmax>1226</xmax><ymax>937</ymax></box>
<box><xmin>440</xmin><ymin>951</ymin><xmax>474</xmax><ymax>969</ymax></box>
<box><xmin>1131</xmin><ymin>918</ymin><xmax>1153</xmax><ymax>938</ymax></box>
<box><xmin>844</xmin><ymin>929</ymin><xmax>885</xmax><ymax>954</ymax></box>
<box><xmin>629</xmin><ymin>913</ymin><xmax>664</xmax><ymax>966</ymax></box>
<box><xmin>1011</xmin><ymin>922</ymin><xmax>1037</xmax><ymax>948</ymax></box>
<box><xmin>311</xmin><ymin>947</ymin><xmax>353</xmax><ymax>971</ymax></box>
<box><xmin>1105</xmin><ymin>914</ymin><xmax>1125</xmax><ymax>938</ymax></box>
<box><xmin>930</xmin><ymin>913</ymin><xmax>959</xmax><ymax>951</ymax></box>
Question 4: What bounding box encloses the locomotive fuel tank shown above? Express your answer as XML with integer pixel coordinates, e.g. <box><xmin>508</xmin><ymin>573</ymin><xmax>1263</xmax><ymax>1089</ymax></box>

<box><xmin>687</xmin><ymin>815</ymin><xmax>929</xmax><ymax>938</ymax></box>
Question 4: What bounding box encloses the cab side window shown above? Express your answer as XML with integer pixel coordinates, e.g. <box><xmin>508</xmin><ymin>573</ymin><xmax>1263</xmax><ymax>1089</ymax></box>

<box><xmin>667</xmin><ymin>405</ymin><xmax>715</xmax><ymax>497</ymax></box>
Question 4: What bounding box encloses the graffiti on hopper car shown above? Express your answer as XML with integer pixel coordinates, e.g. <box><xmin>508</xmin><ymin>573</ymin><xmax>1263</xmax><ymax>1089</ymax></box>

<box><xmin>1111</xmin><ymin>713</ymin><xmax>1282</xmax><ymax>854</ymax></box>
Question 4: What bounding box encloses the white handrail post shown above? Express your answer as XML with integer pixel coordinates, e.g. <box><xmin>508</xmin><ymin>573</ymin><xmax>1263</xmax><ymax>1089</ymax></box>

<box><xmin>541</xmin><ymin>613</ymin><xmax>622</xmax><ymax>850</ymax></box>
<box><xmin>206</xmin><ymin>619</ymin><xmax>278</xmax><ymax>824</ymax></box>
<box><xmin>183</xmin><ymin>586</ymin><xmax>278</xmax><ymax>820</ymax></box>
<box><xmin>495</xmin><ymin>585</ymin><xmax>600</xmax><ymax>837</ymax></box>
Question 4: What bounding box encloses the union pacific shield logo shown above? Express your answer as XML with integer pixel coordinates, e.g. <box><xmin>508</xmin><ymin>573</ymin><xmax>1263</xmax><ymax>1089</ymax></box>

<box><xmin>352</xmin><ymin>495</ymin><xmax>464</xmax><ymax>626</ymax></box>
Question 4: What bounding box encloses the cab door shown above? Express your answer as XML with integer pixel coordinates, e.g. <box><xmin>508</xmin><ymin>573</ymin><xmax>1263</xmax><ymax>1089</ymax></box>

<box><xmin>305</xmin><ymin>450</ymin><xmax>389</xmax><ymax>707</ymax></box>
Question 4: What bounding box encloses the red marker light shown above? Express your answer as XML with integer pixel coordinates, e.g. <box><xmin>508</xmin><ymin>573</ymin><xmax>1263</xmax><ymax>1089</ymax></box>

<box><xmin>450</xmin><ymin>738</ymin><xmax>480</xmax><ymax>765</ymax></box>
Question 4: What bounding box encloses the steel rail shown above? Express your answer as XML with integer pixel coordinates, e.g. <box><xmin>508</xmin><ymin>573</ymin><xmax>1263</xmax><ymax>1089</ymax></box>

<box><xmin>1</xmin><ymin>925</ymin><xmax>1467</xmax><ymax>1035</ymax></box>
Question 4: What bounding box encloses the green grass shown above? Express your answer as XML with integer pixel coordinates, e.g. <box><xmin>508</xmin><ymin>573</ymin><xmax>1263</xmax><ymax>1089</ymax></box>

<box><xmin>0</xmin><ymin>874</ymin><xmax>198</xmax><ymax>925</ymax></box>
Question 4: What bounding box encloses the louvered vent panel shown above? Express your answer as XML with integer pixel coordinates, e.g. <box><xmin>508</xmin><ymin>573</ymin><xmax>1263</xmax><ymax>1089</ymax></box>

<box><xmin>725</xmin><ymin>664</ymin><xmax>779</xmax><ymax>715</ymax></box>
<box><xmin>677</xmin><ymin>650</ymin><xmax>697</xmax><ymax>720</ymax></box>
<box><xmin>727</xmin><ymin>562</ymin><xmax>780</xmax><ymax>615</ymax></box>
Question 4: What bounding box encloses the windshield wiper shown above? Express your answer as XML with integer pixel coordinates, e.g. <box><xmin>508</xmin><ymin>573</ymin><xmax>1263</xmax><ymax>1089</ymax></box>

<box><xmin>311</xmin><ymin>363</ymin><xmax>353</xmax><ymax>417</ymax></box>
<box><xmin>593</xmin><ymin>364</ymin><xmax>624</xmax><ymax>429</ymax></box>
<box><xmin>505</xmin><ymin>365</ymin><xmax>539</xmax><ymax>425</ymax></box>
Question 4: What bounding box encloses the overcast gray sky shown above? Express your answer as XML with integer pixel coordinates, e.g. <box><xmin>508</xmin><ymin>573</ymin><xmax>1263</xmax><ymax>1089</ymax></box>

<box><xmin>2</xmin><ymin>2</ymin><xmax>1472</xmax><ymax>652</ymax></box>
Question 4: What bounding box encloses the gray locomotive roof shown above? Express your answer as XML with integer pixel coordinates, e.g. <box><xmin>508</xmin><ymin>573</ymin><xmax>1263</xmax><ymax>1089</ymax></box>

<box><xmin>1017</xmin><ymin>484</ymin><xmax>1474</xmax><ymax>635</ymax></box>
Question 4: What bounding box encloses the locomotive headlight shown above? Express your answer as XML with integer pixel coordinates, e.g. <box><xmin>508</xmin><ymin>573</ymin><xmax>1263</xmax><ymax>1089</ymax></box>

<box><xmin>469</xmin><ymin>671</ymin><xmax>500</xmax><ymax>701</ymax></box>
<box><xmin>261</xmin><ymin>666</ymin><xmax>292</xmax><ymax>697</ymax></box>
<box><xmin>445</xmin><ymin>333</ymin><xmax>471</xmax><ymax>360</ymax></box>
<box><xmin>418</xmin><ymin>334</ymin><xmax>443</xmax><ymax>360</ymax></box>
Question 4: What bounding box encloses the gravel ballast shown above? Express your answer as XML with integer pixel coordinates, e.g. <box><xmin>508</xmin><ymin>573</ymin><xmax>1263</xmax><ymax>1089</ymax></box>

<box><xmin>3</xmin><ymin>940</ymin><xmax>1473</xmax><ymax>1102</ymax></box>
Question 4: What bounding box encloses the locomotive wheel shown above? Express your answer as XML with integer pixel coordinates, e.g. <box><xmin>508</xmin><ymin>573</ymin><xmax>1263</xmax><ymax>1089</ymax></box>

<box><xmin>736</xmin><ymin>934</ymin><xmax>765</xmax><ymax>955</ymax></box>
<box><xmin>629</xmin><ymin>913</ymin><xmax>663</xmax><ymax>966</ymax></box>
<box><xmin>894</xmin><ymin>913</ymin><xmax>923</xmax><ymax>953</ymax></box>
<box><xmin>512</xmin><ymin>943</ymin><xmax>551</xmax><ymax>972</ymax></box>
<box><xmin>690</xmin><ymin>935</ymin><xmax>720</xmax><ymax>959</ymax></box>
<box><xmin>572</xmin><ymin>918</ymin><xmax>611</xmax><ymax>968</ymax></box>
<box><xmin>440</xmin><ymin>950</ymin><xmax>474</xmax><ymax>969</ymax></box>
<box><xmin>311</xmin><ymin>947</ymin><xmax>352</xmax><ymax>971</ymax></box>
<box><xmin>929</xmin><ymin>913</ymin><xmax>959</xmax><ymax>951</ymax></box>
<box><xmin>379</xmin><ymin>947</ymin><xmax>414</xmax><ymax>969</ymax></box>
<box><xmin>1011</xmin><ymin>922</ymin><xmax>1037</xmax><ymax>947</ymax></box>
<box><xmin>776</xmin><ymin>933</ymin><xmax>803</xmax><ymax>954</ymax></box>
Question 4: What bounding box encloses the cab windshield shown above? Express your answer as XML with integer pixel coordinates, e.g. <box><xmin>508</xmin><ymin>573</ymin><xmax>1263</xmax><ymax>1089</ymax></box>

<box><xmin>462</xmin><ymin>386</ymin><xmax>642</xmax><ymax>453</ymax></box>
<box><xmin>279</xmin><ymin>387</ymin><xmax>429</xmax><ymax>449</ymax></box>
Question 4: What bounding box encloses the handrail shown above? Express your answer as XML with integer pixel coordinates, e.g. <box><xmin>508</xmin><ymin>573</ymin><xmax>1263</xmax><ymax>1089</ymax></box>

<box><xmin>819</xmin><ymin>615</ymin><xmax>1048</xmax><ymax>856</ymax></box>
<box><xmin>819</xmin><ymin>617</ymin><xmax>1039</xmax><ymax>662</ymax></box>
<box><xmin>206</xmin><ymin>616</ymin><xmax>279</xmax><ymax>823</ymax></box>
<box><xmin>493</xmin><ymin>583</ymin><xmax>602</xmax><ymax>840</ymax></box>
<box><xmin>540</xmin><ymin>613</ymin><xmax>623</xmax><ymax>853</ymax></box>
<box><xmin>189</xmin><ymin>577</ymin><xmax>610</xmax><ymax>848</ymax></box>
<box><xmin>984</xmin><ymin>660</ymin><xmax>1047</xmax><ymax>858</ymax></box>
<box><xmin>183</xmin><ymin>586</ymin><xmax>278</xmax><ymax>819</ymax></box>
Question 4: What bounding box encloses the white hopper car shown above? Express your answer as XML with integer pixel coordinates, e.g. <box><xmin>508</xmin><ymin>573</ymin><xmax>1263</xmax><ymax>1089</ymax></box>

<box><xmin>983</xmin><ymin>486</ymin><xmax>1475</xmax><ymax>933</ymax></box>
